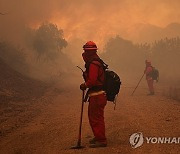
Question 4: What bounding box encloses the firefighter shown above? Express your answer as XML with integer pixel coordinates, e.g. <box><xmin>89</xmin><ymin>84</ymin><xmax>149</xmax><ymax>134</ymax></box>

<box><xmin>144</xmin><ymin>60</ymin><xmax>155</xmax><ymax>95</ymax></box>
<box><xmin>80</xmin><ymin>41</ymin><xmax>107</xmax><ymax>148</ymax></box>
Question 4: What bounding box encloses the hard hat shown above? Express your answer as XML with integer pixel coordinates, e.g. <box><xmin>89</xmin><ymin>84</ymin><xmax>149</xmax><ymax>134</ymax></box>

<box><xmin>83</xmin><ymin>41</ymin><xmax>98</xmax><ymax>50</ymax></box>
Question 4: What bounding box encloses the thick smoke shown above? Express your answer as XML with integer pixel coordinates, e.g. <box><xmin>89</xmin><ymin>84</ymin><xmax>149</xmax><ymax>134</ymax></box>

<box><xmin>0</xmin><ymin>0</ymin><xmax>180</xmax><ymax>46</ymax></box>
<box><xmin>0</xmin><ymin>0</ymin><xmax>180</xmax><ymax>86</ymax></box>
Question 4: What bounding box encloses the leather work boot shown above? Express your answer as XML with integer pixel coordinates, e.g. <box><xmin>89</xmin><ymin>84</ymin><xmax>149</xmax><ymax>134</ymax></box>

<box><xmin>89</xmin><ymin>141</ymin><xmax>107</xmax><ymax>148</ymax></box>
<box><xmin>89</xmin><ymin>138</ymin><xmax>97</xmax><ymax>144</ymax></box>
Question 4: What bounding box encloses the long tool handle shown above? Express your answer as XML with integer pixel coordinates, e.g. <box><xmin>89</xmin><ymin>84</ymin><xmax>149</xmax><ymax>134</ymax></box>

<box><xmin>131</xmin><ymin>73</ymin><xmax>145</xmax><ymax>96</ymax></box>
<box><xmin>77</xmin><ymin>90</ymin><xmax>85</xmax><ymax>146</ymax></box>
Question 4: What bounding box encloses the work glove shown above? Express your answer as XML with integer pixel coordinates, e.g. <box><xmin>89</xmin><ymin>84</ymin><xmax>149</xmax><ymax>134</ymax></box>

<box><xmin>80</xmin><ymin>83</ymin><xmax>87</xmax><ymax>91</ymax></box>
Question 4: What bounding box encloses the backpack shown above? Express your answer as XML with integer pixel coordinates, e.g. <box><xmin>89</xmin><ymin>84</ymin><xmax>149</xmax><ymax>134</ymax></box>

<box><xmin>151</xmin><ymin>67</ymin><xmax>159</xmax><ymax>81</ymax></box>
<box><xmin>103</xmin><ymin>70</ymin><xmax>121</xmax><ymax>102</ymax></box>
<box><xmin>89</xmin><ymin>59</ymin><xmax>121</xmax><ymax>102</ymax></box>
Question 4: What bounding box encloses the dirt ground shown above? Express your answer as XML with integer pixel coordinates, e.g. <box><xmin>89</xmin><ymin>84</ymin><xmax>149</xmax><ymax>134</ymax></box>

<box><xmin>0</xmin><ymin>85</ymin><xmax>180</xmax><ymax>154</ymax></box>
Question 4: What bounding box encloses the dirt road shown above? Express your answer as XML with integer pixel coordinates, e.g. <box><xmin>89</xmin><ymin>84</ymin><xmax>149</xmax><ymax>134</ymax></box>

<box><xmin>0</xmin><ymin>86</ymin><xmax>179</xmax><ymax>154</ymax></box>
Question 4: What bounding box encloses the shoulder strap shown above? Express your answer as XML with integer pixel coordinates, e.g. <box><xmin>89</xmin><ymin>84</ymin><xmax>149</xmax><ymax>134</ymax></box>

<box><xmin>85</xmin><ymin>58</ymin><xmax>108</xmax><ymax>74</ymax></box>
<box><xmin>88</xmin><ymin>59</ymin><xmax>107</xmax><ymax>84</ymax></box>
<box><xmin>91</xmin><ymin>58</ymin><xmax>108</xmax><ymax>70</ymax></box>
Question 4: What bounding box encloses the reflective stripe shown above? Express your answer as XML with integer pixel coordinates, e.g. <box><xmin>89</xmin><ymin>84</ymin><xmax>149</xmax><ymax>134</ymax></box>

<box><xmin>88</xmin><ymin>91</ymin><xmax>105</xmax><ymax>97</ymax></box>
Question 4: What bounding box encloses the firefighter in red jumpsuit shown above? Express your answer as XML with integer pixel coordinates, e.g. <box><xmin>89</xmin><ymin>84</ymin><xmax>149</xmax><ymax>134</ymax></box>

<box><xmin>80</xmin><ymin>41</ymin><xmax>107</xmax><ymax>148</ymax></box>
<box><xmin>144</xmin><ymin>60</ymin><xmax>155</xmax><ymax>95</ymax></box>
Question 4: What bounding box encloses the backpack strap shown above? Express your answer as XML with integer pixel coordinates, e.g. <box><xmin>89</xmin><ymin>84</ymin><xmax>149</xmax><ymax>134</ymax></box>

<box><xmin>85</xmin><ymin>58</ymin><xmax>108</xmax><ymax>84</ymax></box>
<box><xmin>86</xmin><ymin>58</ymin><xmax>108</xmax><ymax>70</ymax></box>
<box><xmin>90</xmin><ymin>60</ymin><xmax>104</xmax><ymax>84</ymax></box>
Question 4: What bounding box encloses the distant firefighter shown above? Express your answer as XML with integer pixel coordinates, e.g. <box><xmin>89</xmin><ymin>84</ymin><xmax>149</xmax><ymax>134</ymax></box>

<box><xmin>144</xmin><ymin>60</ymin><xmax>155</xmax><ymax>95</ymax></box>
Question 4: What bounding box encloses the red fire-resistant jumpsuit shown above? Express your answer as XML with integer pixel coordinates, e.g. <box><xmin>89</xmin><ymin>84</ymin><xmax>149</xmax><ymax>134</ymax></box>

<box><xmin>83</xmin><ymin>53</ymin><xmax>107</xmax><ymax>144</ymax></box>
<box><xmin>144</xmin><ymin>61</ymin><xmax>154</xmax><ymax>94</ymax></box>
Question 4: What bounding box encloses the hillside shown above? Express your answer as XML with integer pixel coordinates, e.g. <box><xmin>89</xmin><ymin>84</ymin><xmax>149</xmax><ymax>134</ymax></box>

<box><xmin>0</xmin><ymin>58</ymin><xmax>48</xmax><ymax>103</ymax></box>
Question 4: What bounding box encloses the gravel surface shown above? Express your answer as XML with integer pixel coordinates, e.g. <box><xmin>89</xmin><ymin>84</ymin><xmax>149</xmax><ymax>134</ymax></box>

<box><xmin>0</xmin><ymin>86</ymin><xmax>179</xmax><ymax>154</ymax></box>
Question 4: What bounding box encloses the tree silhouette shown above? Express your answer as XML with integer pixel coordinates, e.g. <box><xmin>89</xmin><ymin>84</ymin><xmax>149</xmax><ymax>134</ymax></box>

<box><xmin>103</xmin><ymin>36</ymin><xmax>180</xmax><ymax>80</ymax></box>
<box><xmin>33</xmin><ymin>23</ymin><xmax>67</xmax><ymax>61</ymax></box>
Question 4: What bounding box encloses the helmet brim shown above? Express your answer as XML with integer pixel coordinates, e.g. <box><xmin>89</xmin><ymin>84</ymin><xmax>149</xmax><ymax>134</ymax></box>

<box><xmin>83</xmin><ymin>48</ymin><xmax>98</xmax><ymax>50</ymax></box>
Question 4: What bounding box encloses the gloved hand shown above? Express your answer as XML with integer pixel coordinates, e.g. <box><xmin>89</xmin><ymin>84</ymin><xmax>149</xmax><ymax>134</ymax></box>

<box><xmin>80</xmin><ymin>83</ymin><xmax>87</xmax><ymax>91</ymax></box>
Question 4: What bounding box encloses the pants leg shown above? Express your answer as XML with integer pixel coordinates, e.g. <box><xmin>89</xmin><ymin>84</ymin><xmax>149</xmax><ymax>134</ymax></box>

<box><xmin>88</xmin><ymin>93</ymin><xmax>107</xmax><ymax>144</ymax></box>
<box><xmin>147</xmin><ymin>79</ymin><xmax>154</xmax><ymax>93</ymax></box>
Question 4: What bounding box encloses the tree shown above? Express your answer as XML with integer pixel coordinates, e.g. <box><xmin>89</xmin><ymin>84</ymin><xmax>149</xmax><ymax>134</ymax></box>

<box><xmin>33</xmin><ymin>23</ymin><xmax>67</xmax><ymax>61</ymax></box>
<box><xmin>102</xmin><ymin>36</ymin><xmax>147</xmax><ymax>76</ymax></box>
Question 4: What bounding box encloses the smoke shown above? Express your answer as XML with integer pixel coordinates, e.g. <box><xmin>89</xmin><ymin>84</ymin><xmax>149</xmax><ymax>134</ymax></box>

<box><xmin>0</xmin><ymin>0</ymin><xmax>180</xmax><ymax>46</ymax></box>
<box><xmin>0</xmin><ymin>0</ymin><xmax>180</xmax><ymax>95</ymax></box>
<box><xmin>51</xmin><ymin>0</ymin><xmax>180</xmax><ymax>48</ymax></box>
<box><xmin>0</xmin><ymin>0</ymin><xmax>180</xmax><ymax>82</ymax></box>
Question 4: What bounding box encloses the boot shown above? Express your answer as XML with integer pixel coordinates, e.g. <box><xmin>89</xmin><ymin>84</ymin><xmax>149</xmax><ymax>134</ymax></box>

<box><xmin>89</xmin><ymin>138</ymin><xmax>97</xmax><ymax>144</ymax></box>
<box><xmin>147</xmin><ymin>92</ymin><xmax>155</xmax><ymax>95</ymax></box>
<box><xmin>89</xmin><ymin>141</ymin><xmax>107</xmax><ymax>148</ymax></box>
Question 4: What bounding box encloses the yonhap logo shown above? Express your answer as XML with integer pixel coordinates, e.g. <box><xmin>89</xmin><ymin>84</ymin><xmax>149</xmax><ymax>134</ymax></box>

<box><xmin>129</xmin><ymin>132</ymin><xmax>144</xmax><ymax>148</ymax></box>
<box><xmin>129</xmin><ymin>132</ymin><xmax>180</xmax><ymax>148</ymax></box>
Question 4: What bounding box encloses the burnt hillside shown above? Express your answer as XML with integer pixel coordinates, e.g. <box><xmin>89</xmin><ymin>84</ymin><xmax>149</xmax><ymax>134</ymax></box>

<box><xmin>0</xmin><ymin>58</ymin><xmax>48</xmax><ymax>103</ymax></box>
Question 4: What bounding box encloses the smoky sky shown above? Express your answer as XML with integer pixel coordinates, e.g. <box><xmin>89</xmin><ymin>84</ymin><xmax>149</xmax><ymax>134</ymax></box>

<box><xmin>0</xmin><ymin>0</ymin><xmax>180</xmax><ymax>47</ymax></box>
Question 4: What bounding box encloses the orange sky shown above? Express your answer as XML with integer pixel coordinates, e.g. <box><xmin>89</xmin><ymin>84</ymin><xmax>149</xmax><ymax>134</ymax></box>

<box><xmin>0</xmin><ymin>0</ymin><xmax>180</xmax><ymax>48</ymax></box>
